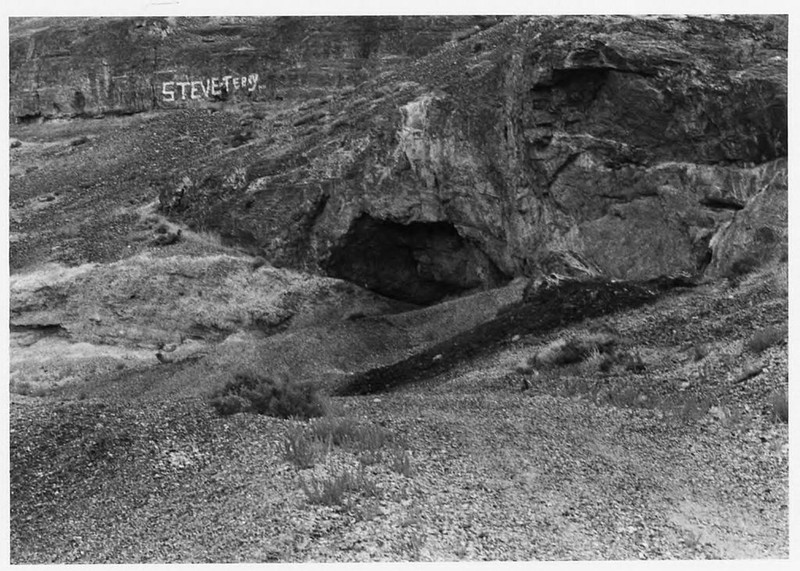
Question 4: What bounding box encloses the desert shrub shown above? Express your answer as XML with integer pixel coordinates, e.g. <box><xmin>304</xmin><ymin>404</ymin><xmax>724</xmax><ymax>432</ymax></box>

<box><xmin>598</xmin><ymin>354</ymin><xmax>616</xmax><ymax>373</ymax></box>
<box><xmin>745</xmin><ymin>324</ymin><xmax>787</xmax><ymax>354</ymax></box>
<box><xmin>283</xmin><ymin>425</ymin><xmax>328</xmax><ymax>468</ymax></box>
<box><xmin>773</xmin><ymin>262</ymin><xmax>789</xmax><ymax>293</ymax></box>
<box><xmin>210</xmin><ymin>394</ymin><xmax>251</xmax><ymax>416</ymax></box>
<box><xmin>300</xmin><ymin>468</ymin><xmax>378</xmax><ymax>506</ymax></box>
<box><xmin>358</xmin><ymin>449</ymin><xmax>383</xmax><ymax>466</ymax></box>
<box><xmin>562</xmin><ymin>376</ymin><xmax>592</xmax><ymax>398</ymax></box>
<box><xmin>724</xmin><ymin>252</ymin><xmax>762</xmax><ymax>284</ymax></box>
<box><xmin>10</xmin><ymin>381</ymin><xmax>49</xmax><ymax>397</ymax></box>
<box><xmin>683</xmin><ymin>530</ymin><xmax>703</xmax><ymax>551</ymax></box>
<box><xmin>83</xmin><ymin>426</ymin><xmax>132</xmax><ymax>461</ymax></box>
<box><xmin>310</xmin><ymin>416</ymin><xmax>390</xmax><ymax>452</ymax></box>
<box><xmin>210</xmin><ymin>374</ymin><xmax>327</xmax><ymax>420</ymax></box>
<box><xmin>606</xmin><ymin>385</ymin><xmax>640</xmax><ymax>408</ymax></box>
<box><xmin>532</xmin><ymin>331</ymin><xmax>617</xmax><ymax>368</ymax></box>
<box><xmin>389</xmin><ymin>448</ymin><xmax>415</xmax><ymax>477</ymax></box>
<box><xmin>514</xmin><ymin>362</ymin><xmax>535</xmax><ymax>375</ymax></box>
<box><xmin>692</xmin><ymin>343</ymin><xmax>710</xmax><ymax>362</ymax></box>
<box><xmin>673</xmin><ymin>395</ymin><xmax>714</xmax><ymax>424</ymax></box>
<box><xmin>229</xmin><ymin>128</ymin><xmax>255</xmax><ymax>148</ymax></box>
<box><xmin>619</xmin><ymin>350</ymin><xmax>646</xmax><ymax>373</ymax></box>
<box><xmin>10</xmin><ymin>381</ymin><xmax>32</xmax><ymax>396</ymax></box>
<box><xmin>754</xmin><ymin>226</ymin><xmax>778</xmax><ymax>245</ymax></box>
<box><xmin>250</xmin><ymin>256</ymin><xmax>268</xmax><ymax>270</ymax></box>
<box><xmin>770</xmin><ymin>390</ymin><xmax>788</xmax><ymax>423</ymax></box>
<box><xmin>576</xmin><ymin>347</ymin><xmax>606</xmax><ymax>376</ymax></box>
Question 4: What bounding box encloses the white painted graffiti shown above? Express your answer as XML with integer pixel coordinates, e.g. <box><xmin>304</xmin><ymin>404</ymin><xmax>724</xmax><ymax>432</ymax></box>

<box><xmin>161</xmin><ymin>73</ymin><xmax>259</xmax><ymax>101</ymax></box>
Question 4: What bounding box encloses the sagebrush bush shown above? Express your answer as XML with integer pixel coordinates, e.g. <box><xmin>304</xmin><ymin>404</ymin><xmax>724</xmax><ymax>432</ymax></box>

<box><xmin>209</xmin><ymin>374</ymin><xmax>327</xmax><ymax>419</ymax></box>
<box><xmin>210</xmin><ymin>394</ymin><xmax>251</xmax><ymax>416</ymax></box>
<box><xmin>746</xmin><ymin>325</ymin><xmax>787</xmax><ymax>354</ymax></box>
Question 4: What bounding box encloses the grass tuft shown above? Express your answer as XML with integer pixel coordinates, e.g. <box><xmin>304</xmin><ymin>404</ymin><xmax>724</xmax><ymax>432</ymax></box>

<box><xmin>745</xmin><ymin>324</ymin><xmax>787</xmax><ymax>354</ymax></box>
<box><xmin>309</xmin><ymin>416</ymin><xmax>391</xmax><ymax>452</ymax></box>
<box><xmin>531</xmin><ymin>331</ymin><xmax>617</xmax><ymax>368</ymax></box>
<box><xmin>770</xmin><ymin>389</ymin><xmax>788</xmax><ymax>423</ymax></box>
<box><xmin>282</xmin><ymin>425</ymin><xmax>330</xmax><ymax>468</ymax></box>
<box><xmin>389</xmin><ymin>448</ymin><xmax>415</xmax><ymax>477</ymax></box>
<box><xmin>300</xmin><ymin>467</ymin><xmax>378</xmax><ymax>506</ymax></box>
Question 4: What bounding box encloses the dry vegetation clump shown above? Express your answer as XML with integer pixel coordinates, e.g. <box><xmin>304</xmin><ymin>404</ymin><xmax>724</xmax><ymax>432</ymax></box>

<box><xmin>10</xmin><ymin>380</ymin><xmax>50</xmax><ymax>397</ymax></box>
<box><xmin>209</xmin><ymin>373</ymin><xmax>327</xmax><ymax>420</ymax></box>
<box><xmin>691</xmin><ymin>342</ymin><xmax>710</xmax><ymax>362</ymax></box>
<box><xmin>531</xmin><ymin>331</ymin><xmax>618</xmax><ymax>368</ymax></box>
<box><xmin>723</xmin><ymin>252</ymin><xmax>762</xmax><ymax>285</ymax></box>
<box><xmin>769</xmin><ymin>389</ymin><xmax>788</xmax><ymax>423</ymax></box>
<box><xmin>300</xmin><ymin>467</ymin><xmax>380</xmax><ymax>507</ymax></box>
<box><xmin>309</xmin><ymin>416</ymin><xmax>392</xmax><ymax>452</ymax></box>
<box><xmin>281</xmin><ymin>415</ymin><xmax>416</xmax><ymax>492</ymax></box>
<box><xmin>389</xmin><ymin>448</ymin><xmax>415</xmax><ymax>477</ymax></box>
<box><xmin>745</xmin><ymin>324</ymin><xmax>787</xmax><ymax>354</ymax></box>
<box><xmin>515</xmin><ymin>329</ymin><xmax>625</xmax><ymax>379</ymax></box>
<box><xmin>283</xmin><ymin>424</ymin><xmax>331</xmax><ymax>468</ymax></box>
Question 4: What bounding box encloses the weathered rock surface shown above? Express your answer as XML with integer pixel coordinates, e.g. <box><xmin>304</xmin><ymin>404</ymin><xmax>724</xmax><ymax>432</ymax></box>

<box><xmin>10</xmin><ymin>16</ymin><xmax>787</xmax><ymax>306</ymax></box>
<box><xmin>706</xmin><ymin>161</ymin><xmax>788</xmax><ymax>277</ymax></box>
<box><xmin>9</xmin><ymin>16</ymin><xmax>499</xmax><ymax>121</ymax></box>
<box><xmin>159</xmin><ymin>15</ymin><xmax>787</xmax><ymax>304</ymax></box>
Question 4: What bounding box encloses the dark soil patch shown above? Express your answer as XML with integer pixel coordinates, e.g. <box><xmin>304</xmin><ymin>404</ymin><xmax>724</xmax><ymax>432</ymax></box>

<box><xmin>337</xmin><ymin>276</ymin><xmax>697</xmax><ymax>395</ymax></box>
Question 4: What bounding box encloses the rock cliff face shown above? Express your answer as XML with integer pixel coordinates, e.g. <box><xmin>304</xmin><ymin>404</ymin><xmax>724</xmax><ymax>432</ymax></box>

<box><xmin>162</xmin><ymin>15</ymin><xmax>786</xmax><ymax>303</ymax></box>
<box><xmin>11</xmin><ymin>15</ymin><xmax>787</xmax><ymax>306</ymax></box>
<box><xmin>9</xmin><ymin>16</ymin><xmax>499</xmax><ymax>121</ymax></box>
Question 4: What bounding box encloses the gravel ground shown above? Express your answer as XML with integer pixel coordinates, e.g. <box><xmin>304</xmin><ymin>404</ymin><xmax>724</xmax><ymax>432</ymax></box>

<box><xmin>9</xmin><ymin>270</ymin><xmax>789</xmax><ymax>563</ymax></box>
<box><xmin>9</xmin><ymin>389</ymin><xmax>787</xmax><ymax>562</ymax></box>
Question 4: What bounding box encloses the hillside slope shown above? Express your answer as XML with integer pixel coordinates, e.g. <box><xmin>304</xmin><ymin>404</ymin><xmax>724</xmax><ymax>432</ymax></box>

<box><xmin>10</xmin><ymin>264</ymin><xmax>788</xmax><ymax>562</ymax></box>
<box><xmin>7</xmin><ymin>14</ymin><xmax>789</xmax><ymax>564</ymax></box>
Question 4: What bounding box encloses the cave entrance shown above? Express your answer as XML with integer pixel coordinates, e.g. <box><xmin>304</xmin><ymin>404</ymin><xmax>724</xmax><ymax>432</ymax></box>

<box><xmin>325</xmin><ymin>215</ymin><xmax>509</xmax><ymax>305</ymax></box>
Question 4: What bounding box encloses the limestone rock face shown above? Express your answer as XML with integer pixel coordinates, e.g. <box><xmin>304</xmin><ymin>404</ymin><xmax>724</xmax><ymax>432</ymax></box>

<box><xmin>9</xmin><ymin>16</ymin><xmax>499</xmax><ymax>121</ymax></box>
<box><xmin>167</xmin><ymin>15</ymin><xmax>785</xmax><ymax>303</ymax></box>
<box><xmin>12</xmin><ymin>16</ymin><xmax>786</xmax><ymax>305</ymax></box>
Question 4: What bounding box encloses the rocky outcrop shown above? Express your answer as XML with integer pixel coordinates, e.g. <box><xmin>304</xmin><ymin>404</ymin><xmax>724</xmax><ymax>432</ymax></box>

<box><xmin>167</xmin><ymin>15</ymin><xmax>786</xmax><ymax>303</ymax></box>
<box><xmin>9</xmin><ymin>16</ymin><xmax>500</xmax><ymax>121</ymax></box>
<box><xmin>706</xmin><ymin>160</ymin><xmax>788</xmax><ymax>277</ymax></box>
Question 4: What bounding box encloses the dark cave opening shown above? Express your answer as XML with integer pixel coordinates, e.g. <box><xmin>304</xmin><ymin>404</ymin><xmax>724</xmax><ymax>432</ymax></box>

<box><xmin>325</xmin><ymin>215</ymin><xmax>510</xmax><ymax>305</ymax></box>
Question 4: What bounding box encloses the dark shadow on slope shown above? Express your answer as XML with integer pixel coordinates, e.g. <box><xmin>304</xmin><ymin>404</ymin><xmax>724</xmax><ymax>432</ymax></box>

<box><xmin>325</xmin><ymin>214</ymin><xmax>510</xmax><ymax>305</ymax></box>
<box><xmin>336</xmin><ymin>275</ymin><xmax>697</xmax><ymax>396</ymax></box>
